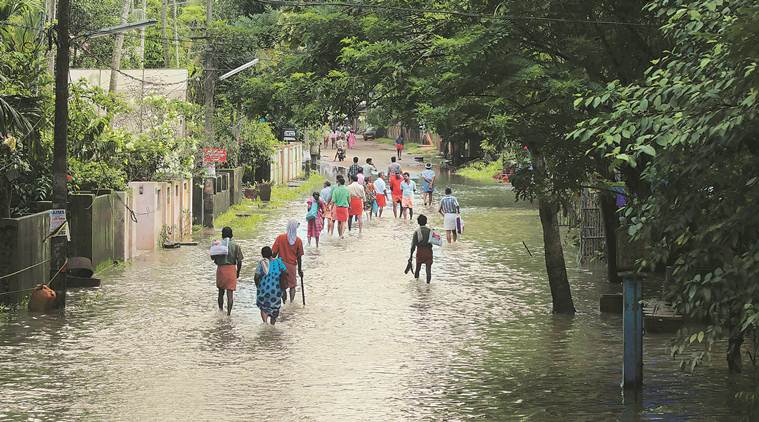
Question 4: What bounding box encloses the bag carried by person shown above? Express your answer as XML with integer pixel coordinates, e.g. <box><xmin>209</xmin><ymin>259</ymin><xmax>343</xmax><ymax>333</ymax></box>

<box><xmin>209</xmin><ymin>238</ymin><xmax>229</xmax><ymax>257</ymax></box>
<box><xmin>417</xmin><ymin>227</ymin><xmax>443</xmax><ymax>247</ymax></box>
<box><xmin>456</xmin><ymin>216</ymin><xmax>464</xmax><ymax>235</ymax></box>
<box><xmin>306</xmin><ymin>201</ymin><xmax>318</xmax><ymax>221</ymax></box>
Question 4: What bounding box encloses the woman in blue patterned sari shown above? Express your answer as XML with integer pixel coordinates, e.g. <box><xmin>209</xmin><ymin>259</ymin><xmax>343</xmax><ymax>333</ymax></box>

<box><xmin>255</xmin><ymin>246</ymin><xmax>288</xmax><ymax>325</ymax></box>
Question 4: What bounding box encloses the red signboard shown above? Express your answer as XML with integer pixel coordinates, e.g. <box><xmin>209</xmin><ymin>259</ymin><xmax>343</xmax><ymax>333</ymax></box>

<box><xmin>203</xmin><ymin>147</ymin><xmax>227</xmax><ymax>163</ymax></box>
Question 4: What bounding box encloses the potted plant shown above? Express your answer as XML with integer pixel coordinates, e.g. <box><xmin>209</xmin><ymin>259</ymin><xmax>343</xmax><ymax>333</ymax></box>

<box><xmin>256</xmin><ymin>180</ymin><xmax>272</xmax><ymax>202</ymax></box>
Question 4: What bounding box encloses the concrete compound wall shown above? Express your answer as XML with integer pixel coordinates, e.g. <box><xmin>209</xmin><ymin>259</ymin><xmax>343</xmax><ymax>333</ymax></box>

<box><xmin>0</xmin><ymin>212</ymin><xmax>51</xmax><ymax>304</ymax></box>
<box><xmin>128</xmin><ymin>179</ymin><xmax>193</xmax><ymax>249</ymax></box>
<box><xmin>68</xmin><ymin>193</ymin><xmax>116</xmax><ymax>269</ymax></box>
<box><xmin>270</xmin><ymin>143</ymin><xmax>304</xmax><ymax>185</ymax></box>
<box><xmin>191</xmin><ymin>168</ymin><xmax>243</xmax><ymax>228</ymax></box>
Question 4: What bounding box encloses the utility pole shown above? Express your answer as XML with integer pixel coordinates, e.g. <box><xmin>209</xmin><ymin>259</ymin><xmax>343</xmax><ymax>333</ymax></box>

<box><xmin>52</xmin><ymin>0</ymin><xmax>71</xmax><ymax>307</ymax></box>
<box><xmin>109</xmin><ymin>0</ymin><xmax>132</xmax><ymax>92</ymax></box>
<box><xmin>138</xmin><ymin>0</ymin><xmax>147</xmax><ymax>68</ymax></box>
<box><xmin>203</xmin><ymin>0</ymin><xmax>215</xmax><ymax>145</ymax></box>
<box><xmin>172</xmin><ymin>0</ymin><xmax>180</xmax><ymax>67</ymax></box>
<box><xmin>161</xmin><ymin>0</ymin><xmax>170</xmax><ymax>67</ymax></box>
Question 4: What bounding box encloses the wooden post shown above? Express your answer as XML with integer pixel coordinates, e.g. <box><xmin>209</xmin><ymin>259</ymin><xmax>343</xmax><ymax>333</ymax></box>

<box><xmin>622</xmin><ymin>272</ymin><xmax>643</xmax><ymax>389</ymax></box>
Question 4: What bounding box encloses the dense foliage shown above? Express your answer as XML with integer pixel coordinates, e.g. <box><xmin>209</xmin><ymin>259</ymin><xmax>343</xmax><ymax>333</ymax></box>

<box><xmin>573</xmin><ymin>0</ymin><xmax>759</xmax><ymax>376</ymax></box>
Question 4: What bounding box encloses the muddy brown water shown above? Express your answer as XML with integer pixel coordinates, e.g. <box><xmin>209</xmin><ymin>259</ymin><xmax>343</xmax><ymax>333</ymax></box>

<box><xmin>0</xmin><ymin>172</ymin><xmax>747</xmax><ymax>420</ymax></box>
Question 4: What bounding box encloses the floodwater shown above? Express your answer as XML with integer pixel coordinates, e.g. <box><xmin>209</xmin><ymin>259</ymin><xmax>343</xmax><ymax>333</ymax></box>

<box><xmin>0</xmin><ymin>172</ymin><xmax>748</xmax><ymax>421</ymax></box>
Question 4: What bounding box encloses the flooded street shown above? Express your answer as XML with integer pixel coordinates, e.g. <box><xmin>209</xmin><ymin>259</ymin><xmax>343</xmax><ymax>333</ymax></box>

<box><xmin>0</xmin><ymin>171</ymin><xmax>746</xmax><ymax>420</ymax></box>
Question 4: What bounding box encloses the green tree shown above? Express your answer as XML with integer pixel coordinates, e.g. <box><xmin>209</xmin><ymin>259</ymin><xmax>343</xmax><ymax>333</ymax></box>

<box><xmin>573</xmin><ymin>0</ymin><xmax>759</xmax><ymax>374</ymax></box>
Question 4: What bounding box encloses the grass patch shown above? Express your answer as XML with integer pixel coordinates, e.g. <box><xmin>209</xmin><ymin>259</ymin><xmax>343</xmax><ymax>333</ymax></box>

<box><xmin>212</xmin><ymin>173</ymin><xmax>325</xmax><ymax>239</ymax></box>
<box><xmin>456</xmin><ymin>160</ymin><xmax>502</xmax><ymax>183</ymax></box>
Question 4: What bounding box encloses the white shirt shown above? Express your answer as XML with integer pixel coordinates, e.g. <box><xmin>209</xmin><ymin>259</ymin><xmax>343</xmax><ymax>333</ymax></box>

<box><xmin>374</xmin><ymin>178</ymin><xmax>387</xmax><ymax>195</ymax></box>
<box><xmin>348</xmin><ymin>182</ymin><xmax>366</xmax><ymax>200</ymax></box>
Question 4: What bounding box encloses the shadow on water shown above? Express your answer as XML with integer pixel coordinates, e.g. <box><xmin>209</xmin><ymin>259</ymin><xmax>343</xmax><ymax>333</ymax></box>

<box><xmin>0</xmin><ymin>167</ymin><xmax>751</xmax><ymax>420</ymax></box>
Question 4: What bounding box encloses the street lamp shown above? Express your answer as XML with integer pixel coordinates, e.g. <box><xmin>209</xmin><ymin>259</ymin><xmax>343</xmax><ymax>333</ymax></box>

<box><xmin>219</xmin><ymin>58</ymin><xmax>259</xmax><ymax>81</ymax></box>
<box><xmin>50</xmin><ymin>18</ymin><xmax>157</xmax><ymax>308</ymax></box>
<box><xmin>79</xmin><ymin>20</ymin><xmax>158</xmax><ymax>39</ymax></box>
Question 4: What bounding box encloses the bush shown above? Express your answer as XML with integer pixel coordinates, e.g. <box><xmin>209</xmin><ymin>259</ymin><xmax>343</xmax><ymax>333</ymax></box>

<box><xmin>69</xmin><ymin>159</ymin><xmax>127</xmax><ymax>191</ymax></box>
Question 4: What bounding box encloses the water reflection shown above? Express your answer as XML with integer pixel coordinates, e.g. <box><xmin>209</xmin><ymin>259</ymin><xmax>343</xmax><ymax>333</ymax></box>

<box><xmin>0</xmin><ymin>174</ymin><xmax>746</xmax><ymax>420</ymax></box>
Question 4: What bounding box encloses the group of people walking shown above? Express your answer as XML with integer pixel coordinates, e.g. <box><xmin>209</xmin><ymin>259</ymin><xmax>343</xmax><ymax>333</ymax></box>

<box><xmin>211</xmin><ymin>155</ymin><xmax>462</xmax><ymax>325</ymax></box>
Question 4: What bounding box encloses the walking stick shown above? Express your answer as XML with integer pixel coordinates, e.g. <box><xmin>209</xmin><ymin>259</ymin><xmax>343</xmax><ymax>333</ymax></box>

<box><xmin>300</xmin><ymin>273</ymin><xmax>306</xmax><ymax>305</ymax></box>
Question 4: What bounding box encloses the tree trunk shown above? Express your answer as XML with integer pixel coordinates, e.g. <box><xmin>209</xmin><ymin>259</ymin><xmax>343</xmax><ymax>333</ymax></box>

<box><xmin>728</xmin><ymin>329</ymin><xmax>743</xmax><ymax>373</ymax></box>
<box><xmin>109</xmin><ymin>0</ymin><xmax>132</xmax><ymax>93</ymax></box>
<box><xmin>52</xmin><ymin>0</ymin><xmax>71</xmax><ymax>307</ymax></box>
<box><xmin>538</xmin><ymin>194</ymin><xmax>577</xmax><ymax>314</ymax></box>
<box><xmin>161</xmin><ymin>0</ymin><xmax>170</xmax><ymax>67</ymax></box>
<box><xmin>599</xmin><ymin>190</ymin><xmax>621</xmax><ymax>283</ymax></box>
<box><xmin>0</xmin><ymin>180</ymin><xmax>10</xmax><ymax>219</ymax></box>
<box><xmin>45</xmin><ymin>0</ymin><xmax>57</xmax><ymax>73</ymax></box>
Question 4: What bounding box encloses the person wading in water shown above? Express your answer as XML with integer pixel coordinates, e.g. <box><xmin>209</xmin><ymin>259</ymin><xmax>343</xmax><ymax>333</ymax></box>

<box><xmin>400</xmin><ymin>172</ymin><xmax>416</xmax><ymax>220</ymax></box>
<box><xmin>420</xmin><ymin>163</ymin><xmax>436</xmax><ymax>206</ymax></box>
<box><xmin>347</xmin><ymin>174</ymin><xmax>367</xmax><ymax>233</ymax></box>
<box><xmin>438</xmin><ymin>187</ymin><xmax>461</xmax><ymax>243</ymax></box>
<box><xmin>272</xmin><ymin>220</ymin><xmax>304</xmax><ymax>304</ymax></box>
<box><xmin>409</xmin><ymin>215</ymin><xmax>434</xmax><ymax>283</ymax></box>
<box><xmin>255</xmin><ymin>246</ymin><xmax>287</xmax><ymax>325</ymax></box>
<box><xmin>374</xmin><ymin>172</ymin><xmax>388</xmax><ymax>218</ymax></box>
<box><xmin>331</xmin><ymin>175</ymin><xmax>351</xmax><ymax>239</ymax></box>
<box><xmin>212</xmin><ymin>226</ymin><xmax>243</xmax><ymax>315</ymax></box>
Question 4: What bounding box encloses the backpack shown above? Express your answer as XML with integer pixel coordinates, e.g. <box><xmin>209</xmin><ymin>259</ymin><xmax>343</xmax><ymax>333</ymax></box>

<box><xmin>417</xmin><ymin>227</ymin><xmax>443</xmax><ymax>247</ymax></box>
<box><xmin>306</xmin><ymin>201</ymin><xmax>318</xmax><ymax>221</ymax></box>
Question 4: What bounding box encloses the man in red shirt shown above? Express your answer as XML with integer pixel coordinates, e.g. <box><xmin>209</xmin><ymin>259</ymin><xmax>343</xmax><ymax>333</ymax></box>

<box><xmin>389</xmin><ymin>172</ymin><xmax>403</xmax><ymax>218</ymax></box>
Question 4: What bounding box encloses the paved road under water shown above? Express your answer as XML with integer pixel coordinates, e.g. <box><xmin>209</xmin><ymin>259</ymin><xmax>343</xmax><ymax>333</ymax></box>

<box><xmin>0</xmin><ymin>172</ymin><xmax>747</xmax><ymax>420</ymax></box>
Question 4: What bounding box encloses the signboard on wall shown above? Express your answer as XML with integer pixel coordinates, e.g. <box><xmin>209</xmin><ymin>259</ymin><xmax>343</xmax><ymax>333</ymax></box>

<box><xmin>283</xmin><ymin>129</ymin><xmax>297</xmax><ymax>142</ymax></box>
<box><xmin>203</xmin><ymin>147</ymin><xmax>227</xmax><ymax>163</ymax></box>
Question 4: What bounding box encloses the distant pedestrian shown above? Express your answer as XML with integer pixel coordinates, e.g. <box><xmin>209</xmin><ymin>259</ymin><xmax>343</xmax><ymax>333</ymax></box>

<box><xmin>409</xmin><ymin>214</ymin><xmax>433</xmax><ymax>283</ymax></box>
<box><xmin>439</xmin><ymin>187</ymin><xmax>461</xmax><ymax>243</ymax></box>
<box><xmin>348</xmin><ymin>157</ymin><xmax>362</xmax><ymax>180</ymax></box>
<box><xmin>272</xmin><ymin>220</ymin><xmax>304</xmax><ymax>304</ymax></box>
<box><xmin>320</xmin><ymin>181</ymin><xmax>335</xmax><ymax>235</ymax></box>
<box><xmin>400</xmin><ymin>172</ymin><xmax>416</xmax><ymax>220</ymax></box>
<box><xmin>348</xmin><ymin>174</ymin><xmax>366</xmax><ymax>233</ymax></box>
<box><xmin>330</xmin><ymin>130</ymin><xmax>337</xmax><ymax>149</ymax></box>
<box><xmin>395</xmin><ymin>134</ymin><xmax>405</xmax><ymax>160</ymax></box>
<box><xmin>309</xmin><ymin>142</ymin><xmax>320</xmax><ymax>170</ymax></box>
<box><xmin>255</xmin><ymin>246</ymin><xmax>287</xmax><ymax>325</ymax></box>
<box><xmin>211</xmin><ymin>226</ymin><xmax>243</xmax><ymax>315</ymax></box>
<box><xmin>374</xmin><ymin>172</ymin><xmax>388</xmax><ymax>218</ymax></box>
<box><xmin>388</xmin><ymin>156</ymin><xmax>401</xmax><ymax>177</ymax></box>
<box><xmin>420</xmin><ymin>163</ymin><xmax>436</xmax><ymax>206</ymax></box>
<box><xmin>332</xmin><ymin>175</ymin><xmax>351</xmax><ymax>239</ymax></box>
<box><xmin>347</xmin><ymin>130</ymin><xmax>357</xmax><ymax>149</ymax></box>
<box><xmin>364</xmin><ymin>175</ymin><xmax>376</xmax><ymax>221</ymax></box>
<box><xmin>306</xmin><ymin>191</ymin><xmax>326</xmax><ymax>247</ymax></box>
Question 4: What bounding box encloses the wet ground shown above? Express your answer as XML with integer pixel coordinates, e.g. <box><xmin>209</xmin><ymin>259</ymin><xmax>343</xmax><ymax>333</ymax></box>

<box><xmin>0</xmin><ymin>143</ymin><xmax>749</xmax><ymax>420</ymax></box>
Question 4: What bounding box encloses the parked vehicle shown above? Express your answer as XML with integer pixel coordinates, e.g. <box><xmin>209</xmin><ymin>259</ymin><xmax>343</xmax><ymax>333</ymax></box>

<box><xmin>363</xmin><ymin>127</ymin><xmax>377</xmax><ymax>141</ymax></box>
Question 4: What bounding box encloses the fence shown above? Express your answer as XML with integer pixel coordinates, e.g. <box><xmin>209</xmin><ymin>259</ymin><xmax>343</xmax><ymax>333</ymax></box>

<box><xmin>579</xmin><ymin>189</ymin><xmax>606</xmax><ymax>264</ymax></box>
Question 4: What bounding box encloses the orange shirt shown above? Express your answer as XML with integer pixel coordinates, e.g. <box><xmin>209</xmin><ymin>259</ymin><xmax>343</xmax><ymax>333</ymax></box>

<box><xmin>389</xmin><ymin>175</ymin><xmax>403</xmax><ymax>197</ymax></box>
<box><xmin>272</xmin><ymin>234</ymin><xmax>304</xmax><ymax>265</ymax></box>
